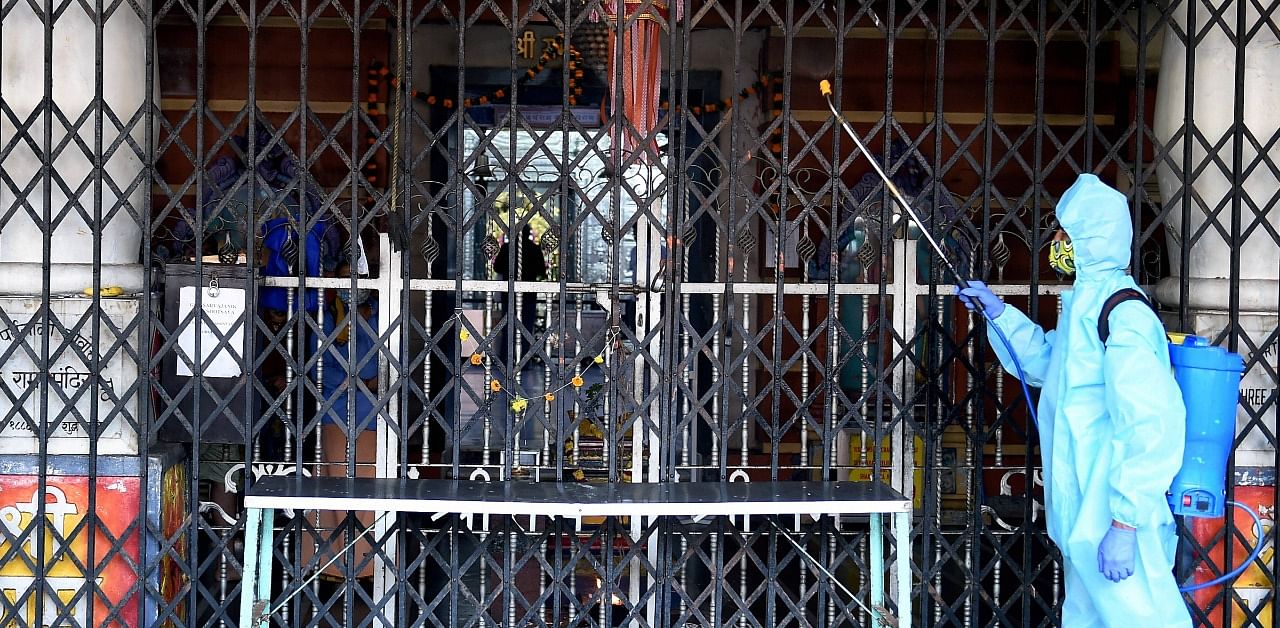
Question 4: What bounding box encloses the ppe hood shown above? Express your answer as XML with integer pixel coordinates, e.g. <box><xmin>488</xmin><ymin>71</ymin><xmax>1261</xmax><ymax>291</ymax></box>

<box><xmin>1055</xmin><ymin>174</ymin><xmax>1132</xmax><ymax>278</ymax></box>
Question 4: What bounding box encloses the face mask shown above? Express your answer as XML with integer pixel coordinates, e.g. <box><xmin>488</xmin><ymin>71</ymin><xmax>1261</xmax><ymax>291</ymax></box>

<box><xmin>1048</xmin><ymin>239</ymin><xmax>1075</xmax><ymax>276</ymax></box>
<box><xmin>337</xmin><ymin>287</ymin><xmax>370</xmax><ymax>308</ymax></box>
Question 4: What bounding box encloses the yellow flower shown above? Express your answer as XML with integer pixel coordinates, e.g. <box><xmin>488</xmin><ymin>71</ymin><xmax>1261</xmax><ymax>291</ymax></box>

<box><xmin>571</xmin><ymin>376</ymin><xmax>584</xmax><ymax>388</ymax></box>
<box><xmin>490</xmin><ymin>380</ymin><xmax>502</xmax><ymax>393</ymax></box>
<box><xmin>470</xmin><ymin>353</ymin><xmax>484</xmax><ymax>366</ymax></box>
<box><xmin>512</xmin><ymin>398</ymin><xmax>528</xmax><ymax>412</ymax></box>
<box><xmin>544</xmin><ymin>393</ymin><xmax>555</xmax><ymax>402</ymax></box>
<box><xmin>593</xmin><ymin>355</ymin><xmax>605</xmax><ymax>364</ymax></box>
<box><xmin>459</xmin><ymin>329</ymin><xmax>471</xmax><ymax>341</ymax></box>
<box><xmin>572</xmin><ymin>469</ymin><xmax>586</xmax><ymax>481</ymax></box>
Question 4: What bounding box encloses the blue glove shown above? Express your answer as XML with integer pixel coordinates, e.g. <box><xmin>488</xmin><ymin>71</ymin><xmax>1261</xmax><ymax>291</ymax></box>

<box><xmin>957</xmin><ymin>280</ymin><xmax>1004</xmax><ymax>319</ymax></box>
<box><xmin>1097</xmin><ymin>525</ymin><xmax>1137</xmax><ymax>582</ymax></box>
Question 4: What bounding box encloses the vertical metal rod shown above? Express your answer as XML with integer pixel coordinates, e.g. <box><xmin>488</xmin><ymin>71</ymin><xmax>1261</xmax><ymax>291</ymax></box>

<box><xmin>1024</xmin><ymin>6</ymin><xmax>1051</xmax><ymax>623</ymax></box>
<box><xmin>1084</xmin><ymin>0</ymin><xmax>1098</xmax><ymax>169</ymax></box>
<box><xmin>484</xmin><ymin>291</ymin><xmax>494</xmax><ymax>467</ymax></box>
<box><xmin>739</xmin><ymin>522</ymin><xmax>748</xmax><ymax>628</ymax></box>
<box><xmin>291</xmin><ymin>0</ymin><xmax>314</xmax><ymax>614</ymax></box>
<box><xmin>1222</xmin><ymin>6</ymin><xmax>1249</xmax><ymax>624</ymax></box>
<box><xmin>139</xmin><ymin>0</ymin><xmax>161</xmax><ymax>616</ymax></box>
<box><xmin>801</xmin><ymin>296</ymin><xmax>811</xmax><ymax>469</ymax></box>
<box><xmin>392</xmin><ymin>19</ymin><xmax>415</xmax><ymax>624</ymax></box>
<box><xmin>682</xmin><ymin>294</ymin><xmax>693</xmax><ymax>468</ymax></box>
<box><xmin>1177</xmin><ymin>0</ymin><xmax>1198</xmax><ymax>330</ymax></box>
<box><xmin>770</xmin><ymin>0</ymin><xmax>792</xmax><ymax>488</ymax></box>
<box><xmin>710</xmin><ymin>519</ymin><xmax>721</xmax><ymax>625</ymax></box>
<box><xmin>740</xmin><ymin>291</ymin><xmax>750</xmax><ymax>475</ymax></box>
<box><xmin>712</xmin><ymin>292</ymin><xmax>722</xmax><ymax>467</ymax></box>
<box><xmin>83</xmin><ymin>0</ymin><xmax>105</xmax><ymax>624</ymax></box>
<box><xmin>282</xmin><ymin>289</ymin><xmax>295</xmax><ymax>627</ymax></box>
<box><xmin>542</xmin><ymin>294</ymin><xmax>552</xmax><ymax>470</ymax></box>
<box><xmin>926</xmin><ymin>1</ymin><xmax>950</xmax><ymax>618</ymax></box>
<box><xmin>972</xmin><ymin>0</ymin><xmax>999</xmax><ymax>621</ymax></box>
<box><xmin>219</xmin><ymin>546</ymin><xmax>230</xmax><ymax>628</ymax></box>
<box><xmin>507</xmin><ymin>523</ymin><xmax>517</xmax><ymax>626</ymax></box>
<box><xmin>190</xmin><ymin>0</ymin><xmax>211</xmax><ymax>624</ymax></box>
<box><xmin>861</xmin><ymin>298</ymin><xmax>871</xmax><ymax>421</ymax></box>
<box><xmin>311</xmin><ymin>300</ymin><xmax>326</xmax><ymax>623</ymax></box>
<box><xmin>449</xmin><ymin>0</ymin><xmax>468</xmax><ymax>486</ymax></box>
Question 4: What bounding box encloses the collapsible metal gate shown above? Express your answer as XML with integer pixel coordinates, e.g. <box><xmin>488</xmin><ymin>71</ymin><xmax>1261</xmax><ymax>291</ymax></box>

<box><xmin>0</xmin><ymin>0</ymin><xmax>1276</xmax><ymax>626</ymax></box>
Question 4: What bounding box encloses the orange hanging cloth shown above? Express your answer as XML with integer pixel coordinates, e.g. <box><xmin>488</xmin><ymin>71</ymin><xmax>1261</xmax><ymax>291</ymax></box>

<box><xmin>596</xmin><ymin>0</ymin><xmax>682</xmax><ymax>164</ymax></box>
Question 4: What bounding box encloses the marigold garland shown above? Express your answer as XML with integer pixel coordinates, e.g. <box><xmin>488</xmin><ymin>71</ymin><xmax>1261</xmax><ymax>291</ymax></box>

<box><xmin>450</xmin><ymin>312</ymin><xmax>616</xmax><ymax>416</ymax></box>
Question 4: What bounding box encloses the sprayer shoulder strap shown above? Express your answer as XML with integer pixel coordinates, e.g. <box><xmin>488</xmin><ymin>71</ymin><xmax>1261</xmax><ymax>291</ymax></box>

<box><xmin>1098</xmin><ymin>288</ymin><xmax>1157</xmax><ymax>345</ymax></box>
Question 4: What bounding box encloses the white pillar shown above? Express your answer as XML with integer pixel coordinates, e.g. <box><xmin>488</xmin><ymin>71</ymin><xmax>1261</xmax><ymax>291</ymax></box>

<box><xmin>1153</xmin><ymin>0</ymin><xmax>1279</xmax><ymax>464</ymax></box>
<box><xmin>0</xmin><ymin>4</ymin><xmax>150</xmax><ymax>452</ymax></box>
<box><xmin>1</xmin><ymin>1</ymin><xmax>149</xmax><ymax>295</ymax></box>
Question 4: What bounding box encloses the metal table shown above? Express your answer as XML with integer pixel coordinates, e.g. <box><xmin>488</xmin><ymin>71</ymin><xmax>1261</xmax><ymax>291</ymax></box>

<box><xmin>240</xmin><ymin>477</ymin><xmax>912</xmax><ymax>627</ymax></box>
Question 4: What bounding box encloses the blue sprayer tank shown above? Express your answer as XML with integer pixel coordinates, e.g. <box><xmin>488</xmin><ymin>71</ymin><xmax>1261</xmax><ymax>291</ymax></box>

<box><xmin>1166</xmin><ymin>334</ymin><xmax>1246</xmax><ymax>518</ymax></box>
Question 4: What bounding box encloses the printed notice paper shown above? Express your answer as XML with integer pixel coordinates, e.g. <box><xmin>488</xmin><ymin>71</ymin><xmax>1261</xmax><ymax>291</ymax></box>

<box><xmin>176</xmin><ymin>287</ymin><xmax>246</xmax><ymax>378</ymax></box>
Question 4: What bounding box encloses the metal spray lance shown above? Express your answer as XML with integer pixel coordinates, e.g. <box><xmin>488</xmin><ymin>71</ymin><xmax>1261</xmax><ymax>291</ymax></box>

<box><xmin>816</xmin><ymin>79</ymin><xmax>1040</xmax><ymax>426</ymax></box>
<box><xmin>818</xmin><ymin>80</ymin><xmax>967</xmax><ymax>285</ymax></box>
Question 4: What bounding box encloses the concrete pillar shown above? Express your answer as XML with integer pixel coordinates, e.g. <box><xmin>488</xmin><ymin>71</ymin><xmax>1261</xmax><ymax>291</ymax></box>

<box><xmin>1153</xmin><ymin>0</ymin><xmax>1280</xmax><ymax>311</ymax></box>
<box><xmin>1</xmin><ymin>1</ymin><xmax>149</xmax><ymax>294</ymax></box>
<box><xmin>1153</xmin><ymin>0</ymin><xmax>1278</xmax><ymax>467</ymax></box>
<box><xmin>0</xmin><ymin>4</ymin><xmax>150</xmax><ymax>451</ymax></box>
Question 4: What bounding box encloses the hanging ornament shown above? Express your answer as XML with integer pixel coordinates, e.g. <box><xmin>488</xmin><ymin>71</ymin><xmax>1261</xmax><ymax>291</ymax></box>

<box><xmin>218</xmin><ymin>233</ymin><xmax>239</xmax><ymax>264</ymax></box>
<box><xmin>481</xmin><ymin>234</ymin><xmax>501</xmax><ymax>260</ymax></box>
<box><xmin>595</xmin><ymin>0</ymin><xmax>684</xmax><ymax>164</ymax></box>
<box><xmin>540</xmin><ymin>230</ymin><xmax>560</xmax><ymax>256</ymax></box>
<box><xmin>991</xmin><ymin>232</ymin><xmax>1011</xmax><ymax>274</ymax></box>
<box><xmin>857</xmin><ymin>238</ymin><xmax>879</xmax><ymax>275</ymax></box>
<box><xmin>797</xmin><ymin>234</ymin><xmax>816</xmax><ymax>263</ymax></box>
<box><xmin>279</xmin><ymin>231</ymin><xmax>299</xmax><ymax>274</ymax></box>
<box><xmin>682</xmin><ymin>222</ymin><xmax>697</xmax><ymax>248</ymax></box>
<box><xmin>420</xmin><ymin>232</ymin><xmax>440</xmax><ymax>267</ymax></box>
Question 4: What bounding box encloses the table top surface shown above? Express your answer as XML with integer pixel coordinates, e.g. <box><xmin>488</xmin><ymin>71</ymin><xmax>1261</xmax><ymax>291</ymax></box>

<box><xmin>245</xmin><ymin>477</ymin><xmax>911</xmax><ymax>516</ymax></box>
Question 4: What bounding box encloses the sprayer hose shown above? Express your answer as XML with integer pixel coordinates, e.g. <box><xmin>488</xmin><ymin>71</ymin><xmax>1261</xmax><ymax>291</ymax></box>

<box><xmin>1178</xmin><ymin>500</ymin><xmax>1267</xmax><ymax>593</ymax></box>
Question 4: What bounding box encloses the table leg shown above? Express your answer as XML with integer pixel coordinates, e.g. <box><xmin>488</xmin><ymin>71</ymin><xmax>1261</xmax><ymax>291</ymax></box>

<box><xmin>894</xmin><ymin>510</ymin><xmax>912</xmax><ymax>628</ymax></box>
<box><xmin>240</xmin><ymin>508</ymin><xmax>261</xmax><ymax>625</ymax></box>
<box><xmin>240</xmin><ymin>507</ymin><xmax>276</xmax><ymax>628</ymax></box>
<box><xmin>869</xmin><ymin>512</ymin><xmax>884</xmax><ymax>625</ymax></box>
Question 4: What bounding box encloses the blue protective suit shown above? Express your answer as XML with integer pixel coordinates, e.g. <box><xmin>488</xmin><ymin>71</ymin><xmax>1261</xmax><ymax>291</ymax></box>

<box><xmin>985</xmin><ymin>174</ymin><xmax>1190</xmax><ymax>626</ymax></box>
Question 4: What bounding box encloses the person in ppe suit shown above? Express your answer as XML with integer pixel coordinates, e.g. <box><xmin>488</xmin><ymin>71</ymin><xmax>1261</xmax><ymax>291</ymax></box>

<box><xmin>958</xmin><ymin>173</ymin><xmax>1190</xmax><ymax>627</ymax></box>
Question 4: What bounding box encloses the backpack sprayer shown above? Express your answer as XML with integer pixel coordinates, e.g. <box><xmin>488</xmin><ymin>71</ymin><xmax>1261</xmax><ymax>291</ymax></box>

<box><xmin>817</xmin><ymin>80</ymin><xmax>1265</xmax><ymax>595</ymax></box>
<box><xmin>1164</xmin><ymin>334</ymin><xmax>1264</xmax><ymax>592</ymax></box>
